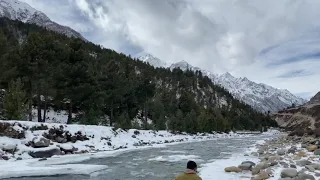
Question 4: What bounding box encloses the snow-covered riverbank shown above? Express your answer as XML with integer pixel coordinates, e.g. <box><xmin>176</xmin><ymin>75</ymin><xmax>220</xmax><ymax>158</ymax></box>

<box><xmin>0</xmin><ymin>120</ymin><xmax>280</xmax><ymax>179</ymax></box>
<box><xmin>200</xmin><ymin>134</ymin><xmax>320</xmax><ymax>180</ymax></box>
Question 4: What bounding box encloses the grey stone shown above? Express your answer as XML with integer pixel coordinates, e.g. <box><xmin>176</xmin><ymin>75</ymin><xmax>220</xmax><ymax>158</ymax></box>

<box><xmin>256</xmin><ymin>162</ymin><xmax>270</xmax><ymax>170</ymax></box>
<box><xmin>310</xmin><ymin>163</ymin><xmax>320</xmax><ymax>170</ymax></box>
<box><xmin>252</xmin><ymin>167</ymin><xmax>260</xmax><ymax>175</ymax></box>
<box><xmin>288</xmin><ymin>146</ymin><xmax>297</xmax><ymax>154</ymax></box>
<box><xmin>305</xmin><ymin>165</ymin><xmax>315</xmax><ymax>172</ymax></box>
<box><xmin>238</xmin><ymin>163</ymin><xmax>252</xmax><ymax>170</ymax></box>
<box><xmin>55</xmin><ymin>136</ymin><xmax>67</xmax><ymax>143</ymax></box>
<box><xmin>241</xmin><ymin>161</ymin><xmax>256</xmax><ymax>166</ymax></box>
<box><xmin>297</xmin><ymin>172</ymin><xmax>315</xmax><ymax>180</ymax></box>
<box><xmin>270</xmin><ymin>161</ymin><xmax>278</xmax><ymax>166</ymax></box>
<box><xmin>28</xmin><ymin>147</ymin><xmax>61</xmax><ymax>158</ymax></box>
<box><xmin>32</xmin><ymin>137</ymin><xmax>50</xmax><ymax>148</ymax></box>
<box><xmin>277</xmin><ymin>149</ymin><xmax>286</xmax><ymax>156</ymax></box>
<box><xmin>281</xmin><ymin>168</ymin><xmax>298</xmax><ymax>178</ymax></box>
<box><xmin>296</xmin><ymin>160</ymin><xmax>312</xmax><ymax>166</ymax></box>
<box><xmin>314</xmin><ymin>149</ymin><xmax>320</xmax><ymax>155</ymax></box>
<box><xmin>290</xmin><ymin>164</ymin><xmax>297</xmax><ymax>168</ymax></box>
<box><xmin>280</xmin><ymin>161</ymin><xmax>289</xmax><ymax>168</ymax></box>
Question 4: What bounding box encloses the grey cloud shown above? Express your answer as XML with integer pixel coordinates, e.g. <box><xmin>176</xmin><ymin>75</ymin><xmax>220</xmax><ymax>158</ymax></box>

<box><xmin>276</xmin><ymin>69</ymin><xmax>313</xmax><ymax>79</ymax></box>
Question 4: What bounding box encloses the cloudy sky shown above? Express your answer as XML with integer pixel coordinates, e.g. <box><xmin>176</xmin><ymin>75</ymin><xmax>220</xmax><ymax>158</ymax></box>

<box><xmin>21</xmin><ymin>0</ymin><xmax>320</xmax><ymax>99</ymax></box>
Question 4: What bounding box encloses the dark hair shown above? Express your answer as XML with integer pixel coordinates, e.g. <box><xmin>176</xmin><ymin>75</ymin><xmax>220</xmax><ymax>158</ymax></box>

<box><xmin>187</xmin><ymin>161</ymin><xmax>197</xmax><ymax>169</ymax></box>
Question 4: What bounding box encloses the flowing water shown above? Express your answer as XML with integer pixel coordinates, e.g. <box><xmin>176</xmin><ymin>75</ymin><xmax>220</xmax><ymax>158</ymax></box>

<box><xmin>8</xmin><ymin>134</ymin><xmax>274</xmax><ymax>180</ymax></box>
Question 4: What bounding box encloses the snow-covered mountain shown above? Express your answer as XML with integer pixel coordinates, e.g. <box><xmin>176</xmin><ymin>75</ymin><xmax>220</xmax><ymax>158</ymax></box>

<box><xmin>145</xmin><ymin>57</ymin><xmax>307</xmax><ymax>113</ymax></box>
<box><xmin>216</xmin><ymin>72</ymin><xmax>307</xmax><ymax>113</ymax></box>
<box><xmin>138</xmin><ymin>54</ymin><xmax>167</xmax><ymax>68</ymax></box>
<box><xmin>0</xmin><ymin>0</ymin><xmax>85</xmax><ymax>40</ymax></box>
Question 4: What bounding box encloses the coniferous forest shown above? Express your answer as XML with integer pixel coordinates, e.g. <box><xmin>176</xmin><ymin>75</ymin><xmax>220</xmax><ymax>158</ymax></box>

<box><xmin>0</xmin><ymin>17</ymin><xmax>278</xmax><ymax>133</ymax></box>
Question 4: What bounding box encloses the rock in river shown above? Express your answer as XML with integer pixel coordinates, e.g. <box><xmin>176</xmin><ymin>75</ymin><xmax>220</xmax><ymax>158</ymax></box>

<box><xmin>281</xmin><ymin>168</ymin><xmax>298</xmax><ymax>178</ymax></box>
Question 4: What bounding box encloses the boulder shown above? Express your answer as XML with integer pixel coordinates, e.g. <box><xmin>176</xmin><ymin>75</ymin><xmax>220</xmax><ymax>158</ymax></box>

<box><xmin>55</xmin><ymin>136</ymin><xmax>67</xmax><ymax>143</ymax></box>
<box><xmin>0</xmin><ymin>142</ymin><xmax>17</xmax><ymax>152</ymax></box>
<box><xmin>301</xmin><ymin>144</ymin><xmax>307</xmax><ymax>148</ymax></box>
<box><xmin>305</xmin><ymin>165</ymin><xmax>315</xmax><ymax>172</ymax></box>
<box><xmin>309</xmin><ymin>163</ymin><xmax>320</xmax><ymax>170</ymax></box>
<box><xmin>297</xmin><ymin>173</ymin><xmax>315</xmax><ymax>180</ymax></box>
<box><xmin>314</xmin><ymin>149</ymin><xmax>320</xmax><ymax>155</ymax></box>
<box><xmin>224</xmin><ymin>166</ymin><xmax>242</xmax><ymax>173</ymax></box>
<box><xmin>267</xmin><ymin>156</ymin><xmax>281</xmax><ymax>162</ymax></box>
<box><xmin>287</xmin><ymin>147</ymin><xmax>296</xmax><ymax>154</ymax></box>
<box><xmin>277</xmin><ymin>149</ymin><xmax>286</xmax><ymax>156</ymax></box>
<box><xmin>256</xmin><ymin>162</ymin><xmax>270</xmax><ymax>170</ymax></box>
<box><xmin>2</xmin><ymin>156</ymin><xmax>9</xmax><ymax>160</ymax></box>
<box><xmin>253</xmin><ymin>171</ymin><xmax>269</xmax><ymax>180</ymax></box>
<box><xmin>28</xmin><ymin>147</ymin><xmax>61</xmax><ymax>158</ymax></box>
<box><xmin>296</xmin><ymin>152</ymin><xmax>306</xmax><ymax>158</ymax></box>
<box><xmin>241</xmin><ymin>161</ymin><xmax>256</xmax><ymax>166</ymax></box>
<box><xmin>3</xmin><ymin>126</ymin><xmax>25</xmax><ymax>139</ymax></box>
<box><xmin>57</xmin><ymin>144</ymin><xmax>77</xmax><ymax>153</ymax></box>
<box><xmin>296</xmin><ymin>160</ymin><xmax>311</xmax><ymax>166</ymax></box>
<box><xmin>238</xmin><ymin>163</ymin><xmax>252</xmax><ymax>170</ymax></box>
<box><xmin>307</xmin><ymin>145</ymin><xmax>318</xmax><ymax>152</ymax></box>
<box><xmin>281</xmin><ymin>168</ymin><xmax>298</xmax><ymax>178</ymax></box>
<box><xmin>32</xmin><ymin>137</ymin><xmax>50</xmax><ymax>148</ymax></box>
<box><xmin>252</xmin><ymin>167</ymin><xmax>260</xmax><ymax>175</ymax></box>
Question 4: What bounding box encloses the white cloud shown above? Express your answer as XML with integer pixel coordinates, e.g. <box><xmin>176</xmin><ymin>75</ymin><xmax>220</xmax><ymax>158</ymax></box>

<box><xmin>20</xmin><ymin>0</ymin><xmax>320</xmax><ymax>98</ymax></box>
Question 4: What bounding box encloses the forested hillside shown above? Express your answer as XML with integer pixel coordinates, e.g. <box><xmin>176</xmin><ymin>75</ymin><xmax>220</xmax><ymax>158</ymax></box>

<box><xmin>0</xmin><ymin>17</ymin><xmax>277</xmax><ymax>132</ymax></box>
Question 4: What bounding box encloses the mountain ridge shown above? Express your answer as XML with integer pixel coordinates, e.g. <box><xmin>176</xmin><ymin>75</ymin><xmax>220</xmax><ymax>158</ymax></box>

<box><xmin>0</xmin><ymin>0</ymin><xmax>85</xmax><ymax>40</ymax></box>
<box><xmin>139</xmin><ymin>54</ymin><xmax>307</xmax><ymax>113</ymax></box>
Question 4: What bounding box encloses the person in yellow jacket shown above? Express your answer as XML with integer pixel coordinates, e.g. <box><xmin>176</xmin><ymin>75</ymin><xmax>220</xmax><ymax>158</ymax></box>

<box><xmin>175</xmin><ymin>161</ymin><xmax>202</xmax><ymax>180</ymax></box>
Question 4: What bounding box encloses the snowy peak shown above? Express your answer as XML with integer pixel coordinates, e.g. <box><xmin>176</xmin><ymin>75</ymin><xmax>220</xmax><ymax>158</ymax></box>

<box><xmin>170</xmin><ymin>60</ymin><xmax>193</xmax><ymax>71</ymax></box>
<box><xmin>138</xmin><ymin>54</ymin><xmax>167</xmax><ymax>68</ymax></box>
<box><xmin>0</xmin><ymin>0</ymin><xmax>85</xmax><ymax>40</ymax></box>
<box><xmin>214</xmin><ymin>72</ymin><xmax>307</xmax><ymax>112</ymax></box>
<box><xmin>141</xmin><ymin>54</ymin><xmax>306</xmax><ymax>113</ymax></box>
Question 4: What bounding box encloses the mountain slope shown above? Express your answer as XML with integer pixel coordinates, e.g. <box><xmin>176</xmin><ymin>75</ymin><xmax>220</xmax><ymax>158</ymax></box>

<box><xmin>0</xmin><ymin>17</ymin><xmax>277</xmax><ymax>132</ymax></box>
<box><xmin>167</xmin><ymin>60</ymin><xmax>306</xmax><ymax>113</ymax></box>
<box><xmin>138</xmin><ymin>54</ymin><xmax>167</xmax><ymax>68</ymax></box>
<box><xmin>0</xmin><ymin>0</ymin><xmax>85</xmax><ymax>40</ymax></box>
<box><xmin>272</xmin><ymin>91</ymin><xmax>320</xmax><ymax>131</ymax></box>
<box><xmin>216</xmin><ymin>72</ymin><xmax>307</xmax><ymax>113</ymax></box>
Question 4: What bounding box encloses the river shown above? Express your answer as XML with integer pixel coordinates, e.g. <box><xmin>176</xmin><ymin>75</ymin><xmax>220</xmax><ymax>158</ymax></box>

<box><xmin>8</xmin><ymin>134</ymin><xmax>274</xmax><ymax>180</ymax></box>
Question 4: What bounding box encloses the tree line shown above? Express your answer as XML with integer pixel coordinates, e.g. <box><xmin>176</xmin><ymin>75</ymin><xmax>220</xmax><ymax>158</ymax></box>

<box><xmin>0</xmin><ymin>17</ymin><xmax>278</xmax><ymax>133</ymax></box>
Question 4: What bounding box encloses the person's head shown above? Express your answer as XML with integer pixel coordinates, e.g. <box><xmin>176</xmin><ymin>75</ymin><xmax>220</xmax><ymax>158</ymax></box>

<box><xmin>187</xmin><ymin>160</ymin><xmax>197</xmax><ymax>171</ymax></box>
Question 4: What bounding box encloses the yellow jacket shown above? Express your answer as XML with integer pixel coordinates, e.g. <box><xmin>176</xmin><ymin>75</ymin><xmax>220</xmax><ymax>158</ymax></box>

<box><xmin>175</xmin><ymin>170</ymin><xmax>202</xmax><ymax>180</ymax></box>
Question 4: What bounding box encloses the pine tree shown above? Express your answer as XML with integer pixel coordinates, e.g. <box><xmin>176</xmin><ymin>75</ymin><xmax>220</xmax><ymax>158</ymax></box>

<box><xmin>3</xmin><ymin>78</ymin><xmax>27</xmax><ymax>120</ymax></box>
<box><xmin>185</xmin><ymin>110</ymin><xmax>198</xmax><ymax>133</ymax></box>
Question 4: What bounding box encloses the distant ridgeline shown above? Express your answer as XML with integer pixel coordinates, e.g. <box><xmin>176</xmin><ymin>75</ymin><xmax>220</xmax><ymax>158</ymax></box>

<box><xmin>0</xmin><ymin>17</ymin><xmax>278</xmax><ymax>132</ymax></box>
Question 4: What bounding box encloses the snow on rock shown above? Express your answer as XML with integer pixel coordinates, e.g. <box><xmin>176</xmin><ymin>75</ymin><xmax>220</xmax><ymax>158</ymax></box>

<box><xmin>31</xmin><ymin>136</ymin><xmax>50</xmax><ymax>148</ymax></box>
<box><xmin>0</xmin><ymin>137</ymin><xmax>18</xmax><ymax>151</ymax></box>
<box><xmin>0</xmin><ymin>120</ymin><xmax>280</xmax><ymax>179</ymax></box>
<box><xmin>138</xmin><ymin>54</ymin><xmax>167</xmax><ymax>68</ymax></box>
<box><xmin>0</xmin><ymin>120</ymin><xmax>273</xmax><ymax>162</ymax></box>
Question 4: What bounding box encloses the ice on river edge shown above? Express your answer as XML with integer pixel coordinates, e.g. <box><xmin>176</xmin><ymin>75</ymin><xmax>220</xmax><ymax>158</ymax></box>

<box><xmin>199</xmin><ymin>135</ymin><xmax>280</xmax><ymax>180</ymax></box>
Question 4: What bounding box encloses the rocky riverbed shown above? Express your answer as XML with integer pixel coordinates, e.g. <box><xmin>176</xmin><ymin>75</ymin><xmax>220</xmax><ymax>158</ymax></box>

<box><xmin>224</xmin><ymin>134</ymin><xmax>320</xmax><ymax>180</ymax></box>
